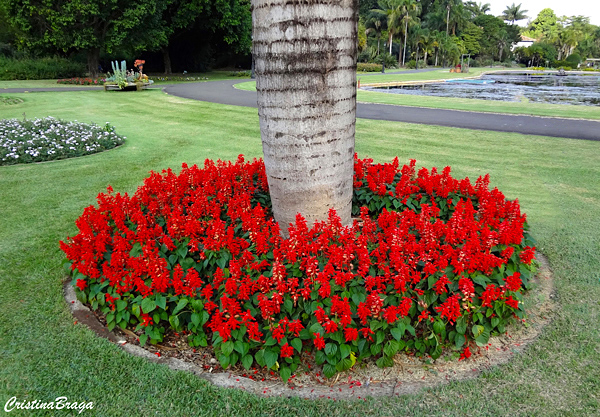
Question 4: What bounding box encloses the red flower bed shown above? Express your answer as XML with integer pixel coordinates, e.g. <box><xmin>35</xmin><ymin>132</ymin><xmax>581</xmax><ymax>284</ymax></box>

<box><xmin>61</xmin><ymin>155</ymin><xmax>537</xmax><ymax>380</ymax></box>
<box><xmin>57</xmin><ymin>78</ymin><xmax>104</xmax><ymax>85</ymax></box>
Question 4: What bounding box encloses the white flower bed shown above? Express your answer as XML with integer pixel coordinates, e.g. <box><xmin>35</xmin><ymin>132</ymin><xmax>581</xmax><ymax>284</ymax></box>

<box><xmin>0</xmin><ymin>117</ymin><xmax>125</xmax><ymax>165</ymax></box>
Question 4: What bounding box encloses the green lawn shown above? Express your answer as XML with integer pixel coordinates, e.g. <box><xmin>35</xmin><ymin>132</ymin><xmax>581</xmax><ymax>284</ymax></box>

<box><xmin>1</xmin><ymin>89</ymin><xmax>599</xmax><ymax>416</ymax></box>
<box><xmin>234</xmin><ymin>78</ymin><xmax>600</xmax><ymax>120</ymax></box>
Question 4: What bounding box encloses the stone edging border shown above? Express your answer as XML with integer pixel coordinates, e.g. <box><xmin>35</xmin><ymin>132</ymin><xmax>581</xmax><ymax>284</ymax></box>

<box><xmin>64</xmin><ymin>253</ymin><xmax>556</xmax><ymax>400</ymax></box>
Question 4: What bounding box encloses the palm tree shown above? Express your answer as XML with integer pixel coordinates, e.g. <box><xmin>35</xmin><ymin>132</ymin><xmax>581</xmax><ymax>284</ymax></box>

<box><xmin>371</xmin><ymin>0</ymin><xmax>404</xmax><ymax>55</ymax></box>
<box><xmin>412</xmin><ymin>26</ymin><xmax>427</xmax><ymax>67</ymax></box>
<box><xmin>252</xmin><ymin>0</ymin><xmax>358</xmax><ymax>234</ymax></box>
<box><xmin>502</xmin><ymin>3</ymin><xmax>528</xmax><ymax>25</ymax></box>
<box><xmin>465</xmin><ymin>1</ymin><xmax>490</xmax><ymax>18</ymax></box>
<box><xmin>365</xmin><ymin>11</ymin><xmax>387</xmax><ymax>55</ymax></box>
<box><xmin>400</xmin><ymin>0</ymin><xmax>421</xmax><ymax>66</ymax></box>
<box><xmin>420</xmin><ymin>30</ymin><xmax>435</xmax><ymax>65</ymax></box>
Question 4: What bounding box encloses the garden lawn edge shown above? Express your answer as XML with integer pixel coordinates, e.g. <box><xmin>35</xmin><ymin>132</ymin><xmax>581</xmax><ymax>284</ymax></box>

<box><xmin>63</xmin><ymin>253</ymin><xmax>556</xmax><ymax>400</ymax></box>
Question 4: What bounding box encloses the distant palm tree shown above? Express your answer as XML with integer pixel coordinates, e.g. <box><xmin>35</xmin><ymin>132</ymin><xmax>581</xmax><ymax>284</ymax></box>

<box><xmin>502</xmin><ymin>3</ymin><xmax>528</xmax><ymax>24</ymax></box>
<box><xmin>465</xmin><ymin>1</ymin><xmax>490</xmax><ymax>18</ymax></box>
<box><xmin>400</xmin><ymin>0</ymin><xmax>421</xmax><ymax>66</ymax></box>
<box><xmin>420</xmin><ymin>30</ymin><xmax>435</xmax><ymax>65</ymax></box>
<box><xmin>371</xmin><ymin>0</ymin><xmax>404</xmax><ymax>55</ymax></box>
<box><xmin>365</xmin><ymin>11</ymin><xmax>387</xmax><ymax>55</ymax></box>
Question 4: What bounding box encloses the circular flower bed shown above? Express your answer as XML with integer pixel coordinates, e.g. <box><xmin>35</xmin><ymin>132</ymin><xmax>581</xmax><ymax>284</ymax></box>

<box><xmin>61</xmin><ymin>155</ymin><xmax>537</xmax><ymax>381</ymax></box>
<box><xmin>0</xmin><ymin>116</ymin><xmax>125</xmax><ymax>165</ymax></box>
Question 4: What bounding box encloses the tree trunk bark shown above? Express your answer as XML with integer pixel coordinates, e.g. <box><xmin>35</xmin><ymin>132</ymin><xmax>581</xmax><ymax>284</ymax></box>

<box><xmin>389</xmin><ymin>32</ymin><xmax>393</xmax><ymax>54</ymax></box>
<box><xmin>402</xmin><ymin>15</ymin><xmax>408</xmax><ymax>66</ymax></box>
<box><xmin>162</xmin><ymin>46</ymin><xmax>172</xmax><ymax>74</ymax></box>
<box><xmin>87</xmin><ymin>48</ymin><xmax>100</xmax><ymax>78</ymax></box>
<box><xmin>252</xmin><ymin>0</ymin><xmax>358</xmax><ymax>236</ymax></box>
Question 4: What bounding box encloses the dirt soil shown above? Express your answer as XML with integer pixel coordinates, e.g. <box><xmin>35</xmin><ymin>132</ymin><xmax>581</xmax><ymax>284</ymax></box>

<box><xmin>65</xmin><ymin>253</ymin><xmax>556</xmax><ymax>400</ymax></box>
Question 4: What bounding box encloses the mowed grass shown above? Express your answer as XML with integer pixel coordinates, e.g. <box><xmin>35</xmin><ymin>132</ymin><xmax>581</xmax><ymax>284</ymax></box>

<box><xmin>234</xmin><ymin>79</ymin><xmax>600</xmax><ymax>120</ymax></box>
<box><xmin>1</xmin><ymin>90</ymin><xmax>600</xmax><ymax>416</ymax></box>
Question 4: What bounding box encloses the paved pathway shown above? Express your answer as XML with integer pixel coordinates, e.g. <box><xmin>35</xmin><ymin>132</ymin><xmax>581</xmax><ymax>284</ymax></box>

<box><xmin>163</xmin><ymin>80</ymin><xmax>600</xmax><ymax>141</ymax></box>
<box><xmin>3</xmin><ymin>79</ymin><xmax>599</xmax><ymax>141</ymax></box>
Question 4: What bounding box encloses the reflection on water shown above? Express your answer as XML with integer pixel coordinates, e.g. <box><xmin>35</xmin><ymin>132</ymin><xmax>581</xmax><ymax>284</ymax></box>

<box><xmin>368</xmin><ymin>73</ymin><xmax>600</xmax><ymax>106</ymax></box>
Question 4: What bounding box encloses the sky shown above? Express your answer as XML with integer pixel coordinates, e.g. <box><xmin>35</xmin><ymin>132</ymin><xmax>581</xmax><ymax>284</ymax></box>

<box><xmin>485</xmin><ymin>0</ymin><xmax>600</xmax><ymax>26</ymax></box>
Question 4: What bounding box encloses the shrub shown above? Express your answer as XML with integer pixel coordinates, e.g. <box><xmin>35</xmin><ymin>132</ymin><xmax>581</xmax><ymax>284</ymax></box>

<box><xmin>61</xmin><ymin>156</ymin><xmax>537</xmax><ymax>381</ymax></box>
<box><xmin>375</xmin><ymin>53</ymin><xmax>398</xmax><ymax>70</ymax></box>
<box><xmin>405</xmin><ymin>60</ymin><xmax>416</xmax><ymax>69</ymax></box>
<box><xmin>0</xmin><ymin>117</ymin><xmax>125</xmax><ymax>165</ymax></box>
<box><xmin>357</xmin><ymin>63</ymin><xmax>383</xmax><ymax>72</ymax></box>
<box><xmin>0</xmin><ymin>56</ymin><xmax>86</xmax><ymax>80</ymax></box>
<box><xmin>227</xmin><ymin>70</ymin><xmax>252</xmax><ymax>77</ymax></box>
<box><xmin>552</xmin><ymin>60</ymin><xmax>571</xmax><ymax>69</ymax></box>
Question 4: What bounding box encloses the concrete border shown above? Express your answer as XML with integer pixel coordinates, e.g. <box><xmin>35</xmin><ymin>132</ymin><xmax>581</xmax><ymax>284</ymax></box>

<box><xmin>64</xmin><ymin>254</ymin><xmax>556</xmax><ymax>400</ymax></box>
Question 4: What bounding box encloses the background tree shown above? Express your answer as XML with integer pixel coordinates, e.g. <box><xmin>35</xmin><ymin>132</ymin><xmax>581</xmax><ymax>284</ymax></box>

<box><xmin>400</xmin><ymin>0</ymin><xmax>421</xmax><ymax>66</ymax></box>
<box><xmin>252</xmin><ymin>0</ymin><xmax>358</xmax><ymax>233</ymax></box>
<box><xmin>523</xmin><ymin>8</ymin><xmax>560</xmax><ymax>41</ymax></box>
<box><xmin>365</xmin><ymin>10</ymin><xmax>387</xmax><ymax>55</ymax></box>
<box><xmin>464</xmin><ymin>1</ymin><xmax>490</xmax><ymax>18</ymax></box>
<box><xmin>460</xmin><ymin>22</ymin><xmax>483</xmax><ymax>55</ymax></box>
<box><xmin>5</xmin><ymin>0</ymin><xmax>159</xmax><ymax>77</ymax></box>
<box><xmin>502</xmin><ymin>3</ymin><xmax>528</xmax><ymax>25</ymax></box>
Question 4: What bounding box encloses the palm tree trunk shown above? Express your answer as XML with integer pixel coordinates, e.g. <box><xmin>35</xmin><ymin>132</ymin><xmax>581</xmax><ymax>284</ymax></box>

<box><xmin>252</xmin><ymin>0</ymin><xmax>358</xmax><ymax>235</ymax></box>
<box><xmin>389</xmin><ymin>32</ymin><xmax>393</xmax><ymax>54</ymax></box>
<box><xmin>446</xmin><ymin>6</ymin><xmax>450</xmax><ymax>36</ymax></box>
<box><xmin>402</xmin><ymin>15</ymin><xmax>408</xmax><ymax>66</ymax></box>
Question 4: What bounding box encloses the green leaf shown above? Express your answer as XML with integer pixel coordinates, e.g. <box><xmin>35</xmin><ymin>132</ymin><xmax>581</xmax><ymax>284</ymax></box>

<box><xmin>172</xmin><ymin>298</ymin><xmax>188</xmax><ymax>315</ymax></box>
<box><xmin>279</xmin><ymin>366</ymin><xmax>292</xmax><ymax>382</ymax></box>
<box><xmin>219</xmin><ymin>354</ymin><xmax>230</xmax><ymax>369</ymax></box>
<box><xmin>475</xmin><ymin>328</ymin><xmax>491</xmax><ymax>346</ymax></box>
<box><xmin>155</xmin><ymin>295</ymin><xmax>167</xmax><ymax>310</ymax></box>
<box><xmin>456</xmin><ymin>317</ymin><xmax>467</xmax><ymax>335</ymax></box>
<box><xmin>115</xmin><ymin>299</ymin><xmax>127</xmax><ymax>312</ymax></box>
<box><xmin>376</xmin><ymin>356</ymin><xmax>394</xmax><ymax>368</ymax></box>
<box><xmin>191</xmin><ymin>312</ymin><xmax>201</xmax><ymax>327</ymax></box>
<box><xmin>169</xmin><ymin>315</ymin><xmax>180</xmax><ymax>329</ymax></box>
<box><xmin>291</xmin><ymin>338</ymin><xmax>303</xmax><ymax>353</ymax></box>
<box><xmin>141</xmin><ymin>297</ymin><xmax>156</xmax><ymax>314</ymax></box>
<box><xmin>322</xmin><ymin>363</ymin><xmax>337</xmax><ymax>379</ymax></box>
<box><xmin>335</xmin><ymin>357</ymin><xmax>353</xmax><ymax>372</ymax></box>
<box><xmin>139</xmin><ymin>334</ymin><xmax>148</xmax><ymax>346</ymax></box>
<box><xmin>234</xmin><ymin>341</ymin><xmax>249</xmax><ymax>357</ymax></box>
<box><xmin>284</xmin><ymin>298</ymin><xmax>293</xmax><ymax>314</ymax></box>
<box><xmin>472</xmin><ymin>325</ymin><xmax>484</xmax><ymax>338</ymax></box>
<box><xmin>339</xmin><ymin>344</ymin><xmax>351</xmax><ymax>360</ymax></box>
<box><xmin>221</xmin><ymin>340</ymin><xmax>234</xmax><ymax>356</ymax></box>
<box><xmin>383</xmin><ymin>340</ymin><xmax>399</xmax><ymax>357</ymax></box>
<box><xmin>472</xmin><ymin>274</ymin><xmax>489</xmax><ymax>287</ymax></box>
<box><xmin>376</xmin><ymin>330</ymin><xmax>385</xmax><ymax>345</ymax></box>
<box><xmin>264</xmin><ymin>349</ymin><xmax>278</xmax><ymax>369</ymax></box>
<box><xmin>454</xmin><ymin>332</ymin><xmax>465</xmax><ymax>349</ymax></box>
<box><xmin>255</xmin><ymin>349</ymin><xmax>266</xmax><ymax>367</ymax></box>
<box><xmin>129</xmin><ymin>242</ymin><xmax>142</xmax><ymax>257</ymax></box>
<box><xmin>391</xmin><ymin>323</ymin><xmax>406</xmax><ymax>341</ymax></box>
<box><xmin>241</xmin><ymin>354</ymin><xmax>253</xmax><ymax>370</ymax></box>
<box><xmin>433</xmin><ymin>320</ymin><xmax>445</xmax><ymax>335</ymax></box>
<box><xmin>324</xmin><ymin>343</ymin><xmax>338</xmax><ymax>357</ymax></box>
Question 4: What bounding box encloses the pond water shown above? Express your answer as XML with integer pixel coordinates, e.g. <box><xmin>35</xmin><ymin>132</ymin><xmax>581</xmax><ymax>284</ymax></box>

<box><xmin>367</xmin><ymin>73</ymin><xmax>600</xmax><ymax>106</ymax></box>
